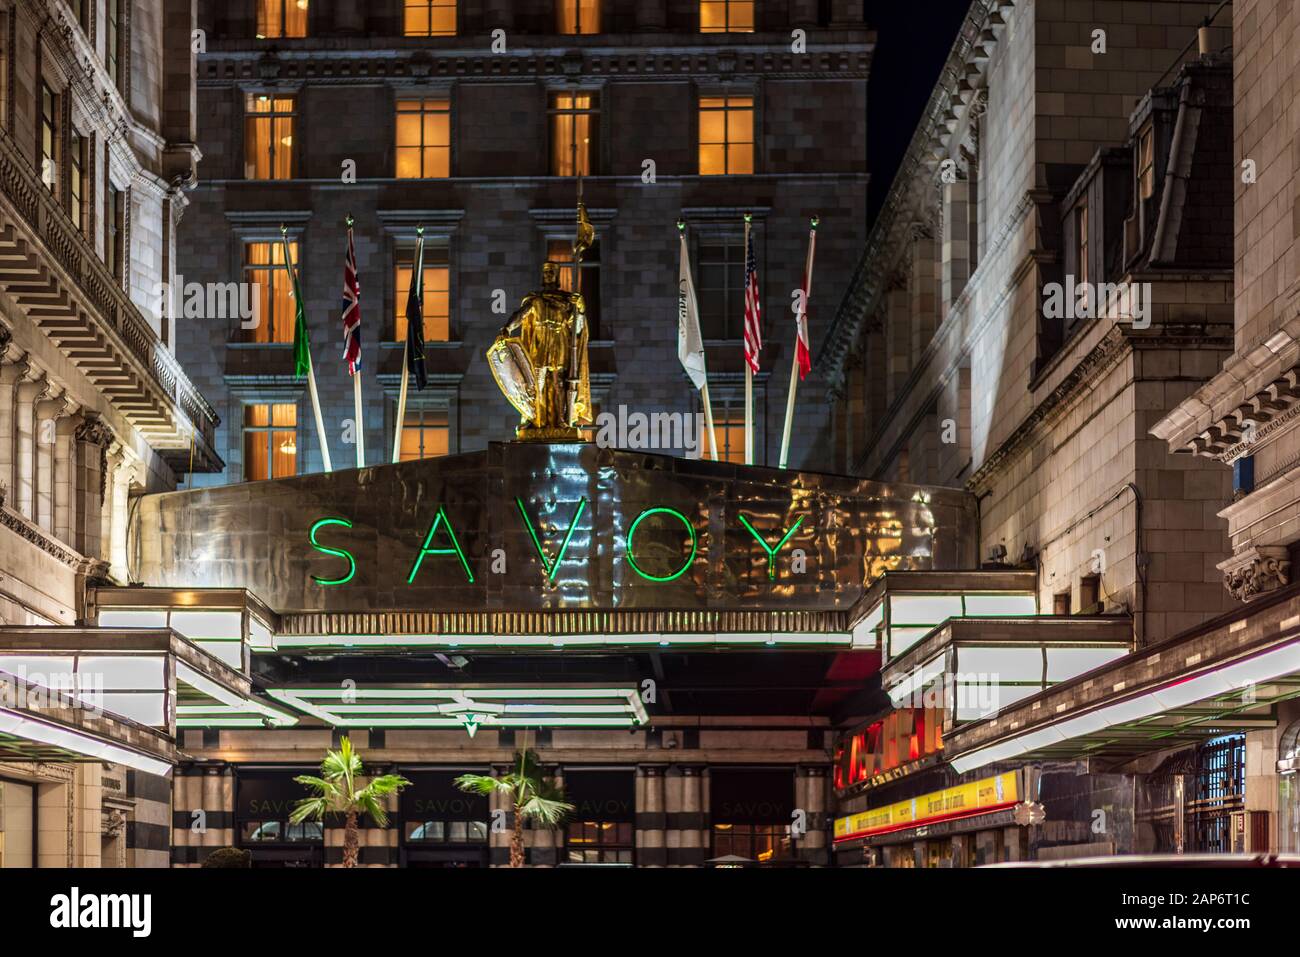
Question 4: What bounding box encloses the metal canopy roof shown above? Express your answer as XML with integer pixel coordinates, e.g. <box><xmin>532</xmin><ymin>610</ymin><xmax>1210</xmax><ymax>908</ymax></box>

<box><xmin>945</xmin><ymin>583</ymin><xmax>1300</xmax><ymax>771</ymax></box>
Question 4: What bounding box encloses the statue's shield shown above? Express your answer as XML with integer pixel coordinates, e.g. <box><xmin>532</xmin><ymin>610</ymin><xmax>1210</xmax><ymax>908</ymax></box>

<box><xmin>487</xmin><ymin>336</ymin><xmax>536</xmax><ymax>420</ymax></box>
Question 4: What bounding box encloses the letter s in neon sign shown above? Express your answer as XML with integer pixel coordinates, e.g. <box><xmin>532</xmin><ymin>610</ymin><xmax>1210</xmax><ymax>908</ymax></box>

<box><xmin>309</xmin><ymin>518</ymin><xmax>356</xmax><ymax>586</ymax></box>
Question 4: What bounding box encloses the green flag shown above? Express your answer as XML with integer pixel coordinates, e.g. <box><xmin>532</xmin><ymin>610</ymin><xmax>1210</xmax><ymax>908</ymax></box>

<box><xmin>286</xmin><ymin>238</ymin><xmax>310</xmax><ymax>378</ymax></box>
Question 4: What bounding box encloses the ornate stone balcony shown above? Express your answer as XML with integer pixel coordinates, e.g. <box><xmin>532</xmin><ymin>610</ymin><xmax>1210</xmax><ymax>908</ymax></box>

<box><xmin>0</xmin><ymin>133</ymin><xmax>220</xmax><ymax>473</ymax></box>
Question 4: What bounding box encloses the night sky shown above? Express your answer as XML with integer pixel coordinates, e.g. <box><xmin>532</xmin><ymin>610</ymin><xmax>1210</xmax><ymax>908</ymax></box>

<box><xmin>864</xmin><ymin>0</ymin><xmax>975</xmax><ymax>225</ymax></box>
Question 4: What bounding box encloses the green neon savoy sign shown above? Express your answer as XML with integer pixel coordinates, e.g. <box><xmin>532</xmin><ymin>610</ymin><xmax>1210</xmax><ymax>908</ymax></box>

<box><xmin>306</xmin><ymin>504</ymin><xmax>804</xmax><ymax>586</ymax></box>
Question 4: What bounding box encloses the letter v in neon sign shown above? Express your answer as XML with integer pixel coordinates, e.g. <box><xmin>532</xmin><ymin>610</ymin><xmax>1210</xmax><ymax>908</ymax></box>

<box><xmin>737</xmin><ymin>513</ymin><xmax>805</xmax><ymax>581</ymax></box>
<box><xmin>516</xmin><ymin>496</ymin><xmax>587</xmax><ymax>583</ymax></box>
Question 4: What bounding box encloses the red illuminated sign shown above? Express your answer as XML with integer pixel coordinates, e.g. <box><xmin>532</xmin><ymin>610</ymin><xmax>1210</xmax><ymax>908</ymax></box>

<box><xmin>833</xmin><ymin>708</ymin><xmax>944</xmax><ymax>791</ymax></box>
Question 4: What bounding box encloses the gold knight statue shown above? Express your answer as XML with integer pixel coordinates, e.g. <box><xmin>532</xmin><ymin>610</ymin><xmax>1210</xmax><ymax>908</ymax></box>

<box><xmin>487</xmin><ymin>204</ymin><xmax>595</xmax><ymax>439</ymax></box>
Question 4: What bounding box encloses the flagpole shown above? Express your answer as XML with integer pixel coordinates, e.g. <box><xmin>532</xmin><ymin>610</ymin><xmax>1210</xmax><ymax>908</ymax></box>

<box><xmin>779</xmin><ymin>216</ymin><xmax>818</xmax><ymax>470</ymax></box>
<box><xmin>743</xmin><ymin>213</ymin><xmax>754</xmax><ymax>466</ymax></box>
<box><xmin>346</xmin><ymin>216</ymin><xmax>365</xmax><ymax>469</ymax></box>
<box><xmin>392</xmin><ymin>226</ymin><xmax>424</xmax><ymax>463</ymax></box>
<box><xmin>281</xmin><ymin>224</ymin><xmax>332</xmax><ymax>473</ymax></box>
<box><xmin>678</xmin><ymin>221</ymin><xmax>719</xmax><ymax>460</ymax></box>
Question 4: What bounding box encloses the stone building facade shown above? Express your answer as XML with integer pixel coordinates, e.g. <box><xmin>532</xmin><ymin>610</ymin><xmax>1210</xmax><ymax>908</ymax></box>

<box><xmin>821</xmin><ymin>0</ymin><xmax>1255</xmax><ymax>867</ymax></box>
<box><xmin>175</xmin><ymin>0</ymin><xmax>871</xmax><ymax>484</ymax></box>
<box><xmin>821</xmin><ymin>0</ymin><xmax>1235</xmax><ymax>646</ymax></box>
<box><xmin>0</xmin><ymin>0</ymin><xmax>213</xmax><ymax>867</ymax></box>
<box><xmin>1153</xmin><ymin>0</ymin><xmax>1300</xmax><ymax>856</ymax></box>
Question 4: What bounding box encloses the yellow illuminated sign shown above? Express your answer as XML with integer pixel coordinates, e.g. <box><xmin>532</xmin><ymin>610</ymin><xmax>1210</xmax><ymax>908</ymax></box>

<box><xmin>833</xmin><ymin>771</ymin><xmax>1019</xmax><ymax>842</ymax></box>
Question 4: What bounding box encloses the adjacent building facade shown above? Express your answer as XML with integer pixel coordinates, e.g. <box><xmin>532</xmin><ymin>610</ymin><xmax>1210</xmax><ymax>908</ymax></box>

<box><xmin>819</xmin><ymin>0</ymin><xmax>1277</xmax><ymax>866</ymax></box>
<box><xmin>177</xmin><ymin>0</ymin><xmax>870</xmax><ymax>482</ymax></box>
<box><xmin>0</xmin><ymin>0</ymin><xmax>217</xmax><ymax>867</ymax></box>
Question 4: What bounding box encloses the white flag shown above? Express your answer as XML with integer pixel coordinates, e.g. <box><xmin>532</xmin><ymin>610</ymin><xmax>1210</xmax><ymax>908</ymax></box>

<box><xmin>677</xmin><ymin>231</ymin><xmax>708</xmax><ymax>392</ymax></box>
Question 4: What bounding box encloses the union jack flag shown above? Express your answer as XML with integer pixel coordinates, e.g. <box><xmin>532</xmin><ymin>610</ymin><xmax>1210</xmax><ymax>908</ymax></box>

<box><xmin>340</xmin><ymin>224</ymin><xmax>361</xmax><ymax>375</ymax></box>
<box><xmin>742</xmin><ymin>228</ymin><xmax>762</xmax><ymax>374</ymax></box>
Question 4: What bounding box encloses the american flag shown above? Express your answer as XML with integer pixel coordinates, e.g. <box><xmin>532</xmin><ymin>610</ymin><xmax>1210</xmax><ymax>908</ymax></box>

<box><xmin>742</xmin><ymin>228</ymin><xmax>762</xmax><ymax>374</ymax></box>
<box><xmin>340</xmin><ymin>224</ymin><xmax>361</xmax><ymax>375</ymax></box>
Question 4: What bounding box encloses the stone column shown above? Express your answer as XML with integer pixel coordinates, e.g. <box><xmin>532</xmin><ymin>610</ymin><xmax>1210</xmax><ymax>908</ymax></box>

<box><xmin>790</xmin><ymin>0</ymin><xmax>819</xmax><ymax>27</ymax></box>
<box><xmin>73</xmin><ymin>417</ymin><xmax>112</xmax><ymax>560</ymax></box>
<box><xmin>108</xmin><ymin>457</ymin><xmax>136</xmax><ymax>582</ymax></box>
<box><xmin>0</xmin><ymin>349</ymin><xmax>27</xmax><ymax>502</ymax></box>
<box><xmin>34</xmin><ymin>392</ymin><xmax>69</xmax><ymax>533</ymax></box>
<box><xmin>636</xmin><ymin>765</ymin><xmax>666</xmax><ymax>867</ymax></box>
<box><xmin>885</xmin><ymin>286</ymin><xmax>911</xmax><ymax>406</ymax></box>
<box><xmin>941</xmin><ymin>179</ymin><xmax>971</xmax><ymax>318</ymax></box>
<box><xmin>484</xmin><ymin>0</ymin><xmax>514</xmax><ymax>30</ymax></box>
<box><xmin>54</xmin><ymin>409</ymin><xmax>82</xmax><ymax>546</ymax></box>
<box><xmin>666</xmin><ymin>766</ymin><xmax>706</xmax><ymax>867</ymax></box>
<box><xmin>15</xmin><ymin>374</ymin><xmax>50</xmax><ymax>520</ymax></box>
<box><xmin>635</xmin><ymin>0</ymin><xmax>667</xmax><ymax>30</ymax></box>
<box><xmin>101</xmin><ymin>444</ymin><xmax>124</xmax><ymax>570</ymax></box>
<box><xmin>910</xmin><ymin>230</ymin><xmax>940</xmax><ymax>358</ymax></box>
<box><xmin>797</xmin><ymin>765</ymin><xmax>828</xmax><ymax>864</ymax></box>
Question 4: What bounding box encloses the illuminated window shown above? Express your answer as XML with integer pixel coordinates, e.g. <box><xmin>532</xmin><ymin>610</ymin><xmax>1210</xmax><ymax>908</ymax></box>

<box><xmin>700</xmin><ymin>0</ymin><xmax>754</xmax><ymax>33</ymax></box>
<box><xmin>698</xmin><ymin>95</ymin><xmax>754</xmax><ymax>175</ymax></box>
<box><xmin>243</xmin><ymin>403</ymin><xmax>298</xmax><ymax>481</ymax></box>
<box><xmin>565</xmin><ymin>821</ymin><xmax>633</xmax><ymax>864</ymax></box>
<box><xmin>241</xmin><ymin>241</ymin><xmax>299</xmax><ymax>344</ymax></box>
<box><xmin>106</xmin><ymin>0</ymin><xmax>123</xmax><ymax>89</ymax></box>
<box><xmin>404</xmin><ymin>0</ymin><xmax>457</xmax><ymax>36</ymax></box>
<box><xmin>696</xmin><ymin>236</ymin><xmax>747</xmax><ymax>339</ymax></box>
<box><xmin>244</xmin><ymin>94</ymin><xmax>296</xmax><ymax>180</ymax></box>
<box><xmin>257</xmin><ymin>0</ymin><xmax>309</xmax><ymax>38</ymax></box>
<box><xmin>711</xmin><ymin>824</ymin><xmax>792</xmax><ymax>863</ymax></box>
<box><xmin>398</xmin><ymin>406</ymin><xmax>450</xmax><ymax>461</ymax></box>
<box><xmin>40</xmin><ymin>83</ymin><xmax>58</xmax><ymax>192</ymax></box>
<box><xmin>549</xmin><ymin>92</ymin><xmax>599</xmax><ymax>177</ymax></box>
<box><xmin>546</xmin><ymin>238</ymin><xmax>600</xmax><ymax>339</ymax></box>
<box><xmin>556</xmin><ymin>0</ymin><xmax>600</xmax><ymax>34</ymax></box>
<box><xmin>1137</xmin><ymin>124</ymin><xmax>1154</xmax><ymax>201</ymax></box>
<box><xmin>710</xmin><ymin>403</ymin><xmax>746</xmax><ymax>464</ymax></box>
<box><xmin>393</xmin><ymin>242</ymin><xmax>451</xmax><ymax>342</ymax></box>
<box><xmin>395</xmin><ymin>98</ymin><xmax>451</xmax><ymax>179</ymax></box>
<box><xmin>70</xmin><ymin>131</ymin><xmax>87</xmax><ymax>232</ymax></box>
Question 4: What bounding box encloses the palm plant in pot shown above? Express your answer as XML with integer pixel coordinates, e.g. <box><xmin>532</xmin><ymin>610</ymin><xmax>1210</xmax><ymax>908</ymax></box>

<box><xmin>455</xmin><ymin>749</ymin><xmax>573</xmax><ymax>867</ymax></box>
<box><xmin>291</xmin><ymin>736</ymin><xmax>411</xmax><ymax>868</ymax></box>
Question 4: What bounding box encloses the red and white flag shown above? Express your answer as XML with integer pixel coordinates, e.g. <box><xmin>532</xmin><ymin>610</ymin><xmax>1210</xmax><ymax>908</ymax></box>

<box><xmin>742</xmin><ymin>229</ymin><xmax>762</xmax><ymax>373</ymax></box>
<box><xmin>340</xmin><ymin>224</ymin><xmax>361</xmax><ymax>375</ymax></box>
<box><xmin>794</xmin><ymin>220</ymin><xmax>818</xmax><ymax>380</ymax></box>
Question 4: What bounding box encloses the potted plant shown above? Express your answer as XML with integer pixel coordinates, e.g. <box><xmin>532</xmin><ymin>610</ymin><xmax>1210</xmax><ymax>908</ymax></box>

<box><xmin>455</xmin><ymin>749</ymin><xmax>573</xmax><ymax>867</ymax></box>
<box><xmin>290</xmin><ymin>736</ymin><xmax>411</xmax><ymax>868</ymax></box>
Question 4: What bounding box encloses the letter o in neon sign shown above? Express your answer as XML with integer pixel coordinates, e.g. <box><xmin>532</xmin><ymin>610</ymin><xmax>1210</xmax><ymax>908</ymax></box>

<box><xmin>625</xmin><ymin>507</ymin><xmax>697</xmax><ymax>583</ymax></box>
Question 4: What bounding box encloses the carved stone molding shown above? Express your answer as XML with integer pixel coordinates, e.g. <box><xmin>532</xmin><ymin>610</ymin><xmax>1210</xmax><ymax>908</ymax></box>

<box><xmin>1219</xmin><ymin>547</ymin><xmax>1291</xmax><ymax>602</ymax></box>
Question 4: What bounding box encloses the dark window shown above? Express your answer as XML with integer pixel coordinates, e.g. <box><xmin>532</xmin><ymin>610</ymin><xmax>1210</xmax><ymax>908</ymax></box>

<box><xmin>70</xmin><ymin>131</ymin><xmax>87</xmax><ymax>231</ymax></box>
<box><xmin>40</xmin><ymin>83</ymin><xmax>58</xmax><ymax>192</ymax></box>
<box><xmin>106</xmin><ymin>0</ymin><xmax>122</xmax><ymax>90</ymax></box>
<box><xmin>1078</xmin><ymin>574</ymin><xmax>1100</xmax><ymax>614</ymax></box>
<box><xmin>565</xmin><ymin>820</ymin><xmax>633</xmax><ymax>864</ymax></box>
<box><xmin>1052</xmin><ymin>591</ymin><xmax>1070</xmax><ymax>615</ymax></box>
<box><xmin>696</xmin><ymin>236</ymin><xmax>746</xmax><ymax>340</ymax></box>
<box><xmin>1190</xmin><ymin>735</ymin><xmax>1245</xmax><ymax>853</ymax></box>
<box><xmin>105</xmin><ymin>180</ymin><xmax>124</xmax><ymax>280</ymax></box>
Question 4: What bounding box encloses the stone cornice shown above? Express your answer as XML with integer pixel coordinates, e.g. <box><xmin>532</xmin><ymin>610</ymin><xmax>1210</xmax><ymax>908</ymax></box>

<box><xmin>0</xmin><ymin>502</ymin><xmax>90</xmax><ymax>570</ymax></box>
<box><xmin>817</xmin><ymin>0</ymin><xmax>1008</xmax><ymax>393</ymax></box>
<box><xmin>197</xmin><ymin>43</ymin><xmax>872</xmax><ymax>87</ymax></box>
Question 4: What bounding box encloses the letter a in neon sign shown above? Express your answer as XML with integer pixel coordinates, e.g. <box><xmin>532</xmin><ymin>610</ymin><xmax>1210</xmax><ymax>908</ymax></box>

<box><xmin>407</xmin><ymin>506</ymin><xmax>475</xmax><ymax>583</ymax></box>
<box><xmin>737</xmin><ymin>513</ymin><xmax>805</xmax><ymax>581</ymax></box>
<box><xmin>516</xmin><ymin>496</ymin><xmax>587</xmax><ymax>583</ymax></box>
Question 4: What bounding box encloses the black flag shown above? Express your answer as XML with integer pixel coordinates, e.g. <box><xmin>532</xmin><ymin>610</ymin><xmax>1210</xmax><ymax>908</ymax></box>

<box><xmin>405</xmin><ymin>234</ymin><xmax>427</xmax><ymax>391</ymax></box>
